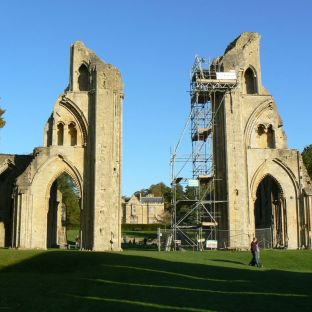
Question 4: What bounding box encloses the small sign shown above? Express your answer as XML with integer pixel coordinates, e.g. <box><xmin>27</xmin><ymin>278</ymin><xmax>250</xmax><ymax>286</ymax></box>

<box><xmin>216</xmin><ymin>71</ymin><xmax>237</xmax><ymax>80</ymax></box>
<box><xmin>188</xmin><ymin>179</ymin><xmax>199</xmax><ymax>187</ymax></box>
<box><xmin>206</xmin><ymin>240</ymin><xmax>218</xmax><ymax>249</ymax></box>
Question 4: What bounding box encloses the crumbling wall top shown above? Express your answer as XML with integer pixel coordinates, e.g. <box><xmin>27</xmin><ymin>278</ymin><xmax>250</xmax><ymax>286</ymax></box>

<box><xmin>69</xmin><ymin>41</ymin><xmax>123</xmax><ymax>93</ymax></box>
<box><xmin>224</xmin><ymin>32</ymin><xmax>260</xmax><ymax>55</ymax></box>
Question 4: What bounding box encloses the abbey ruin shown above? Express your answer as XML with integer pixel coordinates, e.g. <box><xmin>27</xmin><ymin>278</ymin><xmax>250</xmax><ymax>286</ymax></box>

<box><xmin>0</xmin><ymin>33</ymin><xmax>311</xmax><ymax>251</ymax></box>
<box><xmin>0</xmin><ymin>42</ymin><xmax>123</xmax><ymax>251</ymax></box>
<box><xmin>170</xmin><ymin>32</ymin><xmax>311</xmax><ymax>250</ymax></box>
<box><xmin>213</xmin><ymin>33</ymin><xmax>311</xmax><ymax>249</ymax></box>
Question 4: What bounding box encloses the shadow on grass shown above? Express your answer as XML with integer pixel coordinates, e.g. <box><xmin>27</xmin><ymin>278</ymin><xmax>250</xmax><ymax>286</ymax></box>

<box><xmin>121</xmin><ymin>243</ymin><xmax>158</xmax><ymax>251</ymax></box>
<box><xmin>210</xmin><ymin>259</ymin><xmax>246</xmax><ymax>265</ymax></box>
<box><xmin>0</xmin><ymin>250</ymin><xmax>311</xmax><ymax>311</ymax></box>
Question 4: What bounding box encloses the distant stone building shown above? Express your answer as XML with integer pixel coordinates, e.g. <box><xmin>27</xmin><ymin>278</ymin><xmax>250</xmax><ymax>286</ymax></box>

<box><xmin>122</xmin><ymin>194</ymin><xmax>165</xmax><ymax>224</ymax></box>
<box><xmin>0</xmin><ymin>42</ymin><xmax>123</xmax><ymax>251</ymax></box>
<box><xmin>213</xmin><ymin>32</ymin><xmax>312</xmax><ymax>249</ymax></box>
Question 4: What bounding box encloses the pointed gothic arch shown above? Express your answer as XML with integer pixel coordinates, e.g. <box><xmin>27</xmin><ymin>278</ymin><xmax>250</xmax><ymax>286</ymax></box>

<box><xmin>267</xmin><ymin>124</ymin><xmax>275</xmax><ymax>148</ymax></box>
<box><xmin>60</xmin><ymin>96</ymin><xmax>88</xmax><ymax>146</ymax></box>
<box><xmin>244</xmin><ymin>66</ymin><xmax>258</xmax><ymax>94</ymax></box>
<box><xmin>68</xmin><ymin>122</ymin><xmax>77</xmax><ymax>146</ymax></box>
<box><xmin>41</xmin><ymin>156</ymin><xmax>83</xmax><ymax>198</ymax></box>
<box><xmin>254</xmin><ymin>174</ymin><xmax>287</xmax><ymax>247</ymax></box>
<box><xmin>244</xmin><ymin>99</ymin><xmax>275</xmax><ymax>148</ymax></box>
<box><xmin>32</xmin><ymin>156</ymin><xmax>83</xmax><ymax>249</ymax></box>
<box><xmin>57</xmin><ymin>123</ymin><xmax>64</xmax><ymax>145</ymax></box>
<box><xmin>78</xmin><ymin>64</ymin><xmax>89</xmax><ymax>91</ymax></box>
<box><xmin>47</xmin><ymin>171</ymin><xmax>81</xmax><ymax>248</ymax></box>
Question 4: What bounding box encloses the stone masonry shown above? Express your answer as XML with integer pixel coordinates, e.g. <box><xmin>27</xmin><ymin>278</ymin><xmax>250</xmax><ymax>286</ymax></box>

<box><xmin>0</xmin><ymin>42</ymin><xmax>123</xmax><ymax>251</ymax></box>
<box><xmin>213</xmin><ymin>33</ymin><xmax>312</xmax><ymax>249</ymax></box>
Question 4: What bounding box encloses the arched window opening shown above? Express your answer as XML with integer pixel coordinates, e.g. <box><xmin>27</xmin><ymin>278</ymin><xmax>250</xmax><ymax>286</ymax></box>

<box><xmin>78</xmin><ymin>64</ymin><xmax>89</xmax><ymax>91</ymax></box>
<box><xmin>68</xmin><ymin>122</ymin><xmax>77</xmax><ymax>146</ymax></box>
<box><xmin>257</xmin><ymin>124</ymin><xmax>267</xmax><ymax>148</ymax></box>
<box><xmin>244</xmin><ymin>67</ymin><xmax>257</xmax><ymax>94</ymax></box>
<box><xmin>46</xmin><ymin>131</ymin><xmax>52</xmax><ymax>147</ymax></box>
<box><xmin>57</xmin><ymin>123</ymin><xmax>64</xmax><ymax>146</ymax></box>
<box><xmin>267</xmin><ymin>125</ymin><xmax>275</xmax><ymax>148</ymax></box>
<box><xmin>46</xmin><ymin>116</ymin><xmax>53</xmax><ymax>147</ymax></box>
<box><xmin>254</xmin><ymin>175</ymin><xmax>287</xmax><ymax>248</ymax></box>
<box><xmin>47</xmin><ymin>172</ymin><xmax>81</xmax><ymax>248</ymax></box>
<box><xmin>257</xmin><ymin>124</ymin><xmax>265</xmax><ymax>136</ymax></box>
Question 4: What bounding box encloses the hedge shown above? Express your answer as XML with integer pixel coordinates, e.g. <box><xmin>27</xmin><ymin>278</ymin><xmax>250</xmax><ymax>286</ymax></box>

<box><xmin>121</xmin><ymin>223</ymin><xmax>162</xmax><ymax>232</ymax></box>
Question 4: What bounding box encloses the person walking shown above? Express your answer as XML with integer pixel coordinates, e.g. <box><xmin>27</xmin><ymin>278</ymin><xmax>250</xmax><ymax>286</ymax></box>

<box><xmin>249</xmin><ymin>237</ymin><xmax>256</xmax><ymax>266</ymax></box>
<box><xmin>252</xmin><ymin>237</ymin><xmax>262</xmax><ymax>267</ymax></box>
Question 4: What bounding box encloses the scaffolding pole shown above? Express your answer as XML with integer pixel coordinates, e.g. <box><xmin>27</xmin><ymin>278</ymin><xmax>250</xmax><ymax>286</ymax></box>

<box><xmin>169</xmin><ymin>55</ymin><xmax>237</xmax><ymax>251</ymax></box>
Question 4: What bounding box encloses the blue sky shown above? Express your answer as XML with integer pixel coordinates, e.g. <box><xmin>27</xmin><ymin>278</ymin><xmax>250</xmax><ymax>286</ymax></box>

<box><xmin>0</xmin><ymin>0</ymin><xmax>311</xmax><ymax>196</ymax></box>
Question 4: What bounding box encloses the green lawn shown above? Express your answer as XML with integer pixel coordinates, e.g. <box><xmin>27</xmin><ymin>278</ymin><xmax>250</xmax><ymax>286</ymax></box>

<box><xmin>66</xmin><ymin>229</ymin><xmax>79</xmax><ymax>244</ymax></box>
<box><xmin>0</xmin><ymin>249</ymin><xmax>311</xmax><ymax>311</ymax></box>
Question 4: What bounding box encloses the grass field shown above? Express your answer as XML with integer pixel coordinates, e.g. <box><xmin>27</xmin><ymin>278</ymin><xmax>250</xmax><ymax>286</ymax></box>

<box><xmin>0</xmin><ymin>249</ymin><xmax>311</xmax><ymax>311</ymax></box>
<box><xmin>66</xmin><ymin>229</ymin><xmax>79</xmax><ymax>244</ymax></box>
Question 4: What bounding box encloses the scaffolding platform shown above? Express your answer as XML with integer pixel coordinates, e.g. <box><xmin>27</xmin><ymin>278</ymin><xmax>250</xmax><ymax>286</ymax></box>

<box><xmin>192</xmin><ymin>79</ymin><xmax>237</xmax><ymax>93</ymax></box>
<box><xmin>192</xmin><ymin>69</ymin><xmax>237</xmax><ymax>81</ymax></box>
<box><xmin>198</xmin><ymin>175</ymin><xmax>213</xmax><ymax>183</ymax></box>
<box><xmin>192</xmin><ymin>69</ymin><xmax>237</xmax><ymax>94</ymax></box>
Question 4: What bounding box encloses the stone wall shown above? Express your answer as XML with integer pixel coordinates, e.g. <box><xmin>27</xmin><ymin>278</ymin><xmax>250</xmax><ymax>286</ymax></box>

<box><xmin>0</xmin><ymin>42</ymin><xmax>123</xmax><ymax>251</ymax></box>
<box><xmin>214</xmin><ymin>32</ymin><xmax>311</xmax><ymax>249</ymax></box>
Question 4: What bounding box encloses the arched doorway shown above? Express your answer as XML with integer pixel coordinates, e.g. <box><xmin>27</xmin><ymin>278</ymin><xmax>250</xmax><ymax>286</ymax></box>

<box><xmin>254</xmin><ymin>175</ymin><xmax>287</xmax><ymax>247</ymax></box>
<box><xmin>47</xmin><ymin>172</ymin><xmax>81</xmax><ymax>248</ymax></box>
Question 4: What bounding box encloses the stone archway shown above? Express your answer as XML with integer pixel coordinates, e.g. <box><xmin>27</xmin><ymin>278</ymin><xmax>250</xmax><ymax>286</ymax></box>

<box><xmin>254</xmin><ymin>175</ymin><xmax>287</xmax><ymax>247</ymax></box>
<box><xmin>1</xmin><ymin>41</ymin><xmax>123</xmax><ymax>251</ymax></box>
<box><xmin>46</xmin><ymin>172</ymin><xmax>81</xmax><ymax>248</ymax></box>
<box><xmin>47</xmin><ymin>181</ymin><xmax>63</xmax><ymax>248</ymax></box>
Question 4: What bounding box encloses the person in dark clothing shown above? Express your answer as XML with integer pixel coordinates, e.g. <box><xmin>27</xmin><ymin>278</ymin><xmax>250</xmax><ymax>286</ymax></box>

<box><xmin>249</xmin><ymin>237</ymin><xmax>256</xmax><ymax>266</ymax></box>
<box><xmin>249</xmin><ymin>237</ymin><xmax>262</xmax><ymax>267</ymax></box>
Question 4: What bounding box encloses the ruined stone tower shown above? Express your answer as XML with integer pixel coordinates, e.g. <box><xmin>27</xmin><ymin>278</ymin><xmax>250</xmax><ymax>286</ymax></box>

<box><xmin>214</xmin><ymin>32</ymin><xmax>311</xmax><ymax>249</ymax></box>
<box><xmin>0</xmin><ymin>42</ymin><xmax>123</xmax><ymax>250</ymax></box>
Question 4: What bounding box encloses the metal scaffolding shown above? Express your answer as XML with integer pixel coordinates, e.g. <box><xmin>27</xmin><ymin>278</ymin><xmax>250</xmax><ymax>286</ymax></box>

<box><xmin>169</xmin><ymin>55</ymin><xmax>238</xmax><ymax>251</ymax></box>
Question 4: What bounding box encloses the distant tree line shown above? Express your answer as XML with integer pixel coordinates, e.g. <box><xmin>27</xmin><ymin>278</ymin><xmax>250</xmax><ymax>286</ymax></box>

<box><xmin>302</xmin><ymin>144</ymin><xmax>312</xmax><ymax>179</ymax></box>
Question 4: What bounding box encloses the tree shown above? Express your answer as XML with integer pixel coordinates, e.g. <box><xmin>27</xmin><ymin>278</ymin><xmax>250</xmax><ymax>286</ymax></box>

<box><xmin>133</xmin><ymin>182</ymin><xmax>173</xmax><ymax>205</ymax></box>
<box><xmin>0</xmin><ymin>108</ymin><xmax>5</xmax><ymax>128</ymax></box>
<box><xmin>184</xmin><ymin>185</ymin><xmax>197</xmax><ymax>200</ymax></box>
<box><xmin>134</xmin><ymin>188</ymin><xmax>149</xmax><ymax>199</ymax></box>
<box><xmin>302</xmin><ymin>144</ymin><xmax>312</xmax><ymax>179</ymax></box>
<box><xmin>149</xmin><ymin>182</ymin><xmax>171</xmax><ymax>202</ymax></box>
<box><xmin>159</xmin><ymin>209</ymin><xmax>171</xmax><ymax>226</ymax></box>
<box><xmin>175</xmin><ymin>184</ymin><xmax>185</xmax><ymax>201</ymax></box>
<box><xmin>57</xmin><ymin>173</ymin><xmax>80</xmax><ymax>228</ymax></box>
